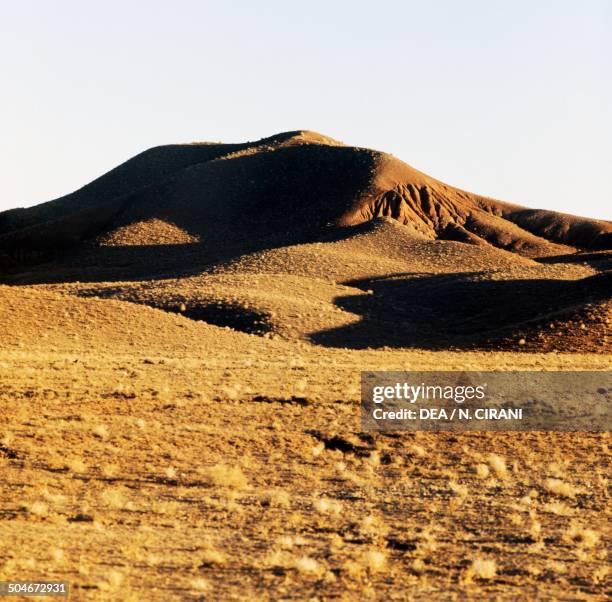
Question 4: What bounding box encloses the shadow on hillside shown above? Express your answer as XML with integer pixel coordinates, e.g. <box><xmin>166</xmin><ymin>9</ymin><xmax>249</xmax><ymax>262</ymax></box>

<box><xmin>1</xmin><ymin>243</ymin><xmax>227</xmax><ymax>284</ymax></box>
<box><xmin>0</xmin><ymin>222</ymin><xmax>383</xmax><ymax>285</ymax></box>
<box><xmin>0</xmin><ymin>144</ymin><xmax>379</xmax><ymax>281</ymax></box>
<box><xmin>536</xmin><ymin>250</ymin><xmax>612</xmax><ymax>272</ymax></box>
<box><xmin>310</xmin><ymin>271</ymin><xmax>611</xmax><ymax>350</ymax></box>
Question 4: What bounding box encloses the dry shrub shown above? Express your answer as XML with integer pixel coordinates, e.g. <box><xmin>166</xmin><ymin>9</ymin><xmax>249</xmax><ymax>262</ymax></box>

<box><xmin>363</xmin><ymin>550</ymin><xmax>386</xmax><ymax>573</ymax></box>
<box><xmin>199</xmin><ymin>545</ymin><xmax>226</xmax><ymax>567</ymax></box>
<box><xmin>50</xmin><ymin>548</ymin><xmax>64</xmax><ymax>563</ymax></box>
<box><xmin>475</xmin><ymin>463</ymin><xmax>489</xmax><ymax>478</ymax></box>
<box><xmin>449</xmin><ymin>480</ymin><xmax>468</xmax><ymax>498</ymax></box>
<box><xmin>563</xmin><ymin>521</ymin><xmax>600</xmax><ymax>549</ymax></box>
<box><xmin>342</xmin><ymin>559</ymin><xmax>364</xmax><ymax>579</ymax></box>
<box><xmin>204</xmin><ymin>464</ymin><xmax>249</xmax><ymax>490</ymax></box>
<box><xmin>294</xmin><ymin>556</ymin><xmax>323</xmax><ymax>576</ymax></box>
<box><xmin>544</xmin><ymin>478</ymin><xmax>577</xmax><ymax>498</ymax></box>
<box><xmin>313</xmin><ymin>496</ymin><xmax>342</xmax><ymax>516</ymax></box>
<box><xmin>101</xmin><ymin>463</ymin><xmax>118</xmax><ymax>477</ymax></box>
<box><xmin>411</xmin><ymin>444</ymin><xmax>427</xmax><ymax>458</ymax></box>
<box><xmin>468</xmin><ymin>558</ymin><xmax>497</xmax><ymax>581</ymax></box>
<box><xmin>487</xmin><ymin>454</ymin><xmax>507</xmax><ymax>478</ymax></box>
<box><xmin>359</xmin><ymin>514</ymin><xmax>389</xmax><ymax>539</ymax></box>
<box><xmin>190</xmin><ymin>578</ymin><xmax>210</xmax><ymax>592</ymax></box>
<box><xmin>311</xmin><ymin>442</ymin><xmax>325</xmax><ymax>457</ymax></box>
<box><xmin>592</xmin><ymin>566</ymin><xmax>609</xmax><ymax>584</ymax></box>
<box><xmin>65</xmin><ymin>458</ymin><xmax>87</xmax><ymax>473</ymax></box>
<box><xmin>542</xmin><ymin>501</ymin><xmax>574</xmax><ymax>516</ymax></box>
<box><xmin>100</xmin><ymin>488</ymin><xmax>133</xmax><ymax>510</ymax></box>
<box><xmin>262</xmin><ymin>489</ymin><xmax>291</xmax><ymax>508</ymax></box>
<box><xmin>23</xmin><ymin>501</ymin><xmax>49</xmax><ymax>518</ymax></box>
<box><xmin>92</xmin><ymin>424</ymin><xmax>109</xmax><ymax>440</ymax></box>
<box><xmin>99</xmin><ymin>570</ymin><xmax>124</xmax><ymax>591</ymax></box>
<box><xmin>40</xmin><ymin>488</ymin><xmax>67</xmax><ymax>505</ymax></box>
<box><xmin>367</xmin><ymin>451</ymin><xmax>380</xmax><ymax>467</ymax></box>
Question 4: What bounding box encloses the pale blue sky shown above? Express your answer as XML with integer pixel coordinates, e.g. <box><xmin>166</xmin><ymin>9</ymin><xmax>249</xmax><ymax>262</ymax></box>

<box><xmin>1</xmin><ymin>0</ymin><xmax>610</xmax><ymax>219</ymax></box>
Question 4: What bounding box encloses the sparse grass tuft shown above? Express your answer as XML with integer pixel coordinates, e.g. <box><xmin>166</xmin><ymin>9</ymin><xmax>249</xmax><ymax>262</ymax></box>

<box><xmin>470</xmin><ymin>558</ymin><xmax>497</xmax><ymax>580</ymax></box>
<box><xmin>363</xmin><ymin>550</ymin><xmax>387</xmax><ymax>573</ymax></box>
<box><xmin>475</xmin><ymin>463</ymin><xmax>489</xmax><ymax>478</ymax></box>
<box><xmin>204</xmin><ymin>464</ymin><xmax>249</xmax><ymax>490</ymax></box>
<box><xmin>544</xmin><ymin>478</ymin><xmax>577</xmax><ymax>498</ymax></box>
<box><xmin>92</xmin><ymin>424</ymin><xmax>109</xmax><ymax>440</ymax></box>
<box><xmin>294</xmin><ymin>556</ymin><xmax>322</xmax><ymax>576</ymax></box>
<box><xmin>262</xmin><ymin>489</ymin><xmax>290</xmax><ymax>508</ymax></box>
<box><xmin>487</xmin><ymin>454</ymin><xmax>507</xmax><ymax>478</ymax></box>
<box><xmin>199</xmin><ymin>545</ymin><xmax>226</xmax><ymax>567</ymax></box>
<box><xmin>65</xmin><ymin>458</ymin><xmax>87</xmax><ymax>473</ymax></box>
<box><xmin>563</xmin><ymin>521</ymin><xmax>600</xmax><ymax>549</ymax></box>
<box><xmin>313</xmin><ymin>496</ymin><xmax>342</xmax><ymax>516</ymax></box>
<box><xmin>24</xmin><ymin>501</ymin><xmax>49</xmax><ymax>518</ymax></box>
<box><xmin>100</xmin><ymin>488</ymin><xmax>133</xmax><ymax>510</ymax></box>
<box><xmin>190</xmin><ymin>578</ymin><xmax>210</xmax><ymax>592</ymax></box>
<box><xmin>449</xmin><ymin>480</ymin><xmax>468</xmax><ymax>498</ymax></box>
<box><xmin>542</xmin><ymin>501</ymin><xmax>574</xmax><ymax>516</ymax></box>
<box><xmin>311</xmin><ymin>442</ymin><xmax>325</xmax><ymax>457</ymax></box>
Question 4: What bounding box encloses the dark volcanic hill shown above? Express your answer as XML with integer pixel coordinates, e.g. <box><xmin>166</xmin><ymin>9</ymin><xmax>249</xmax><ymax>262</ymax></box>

<box><xmin>1</xmin><ymin>130</ymin><xmax>610</xmax><ymax>261</ymax></box>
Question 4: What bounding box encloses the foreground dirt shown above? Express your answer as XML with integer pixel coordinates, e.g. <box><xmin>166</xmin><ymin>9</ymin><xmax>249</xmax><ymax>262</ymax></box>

<box><xmin>0</xmin><ymin>287</ymin><xmax>609</xmax><ymax>601</ymax></box>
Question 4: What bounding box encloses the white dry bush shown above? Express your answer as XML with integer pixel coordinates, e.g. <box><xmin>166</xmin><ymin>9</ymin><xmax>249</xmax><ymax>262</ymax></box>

<box><xmin>363</xmin><ymin>550</ymin><xmax>387</xmax><ymax>573</ymax></box>
<box><xmin>470</xmin><ymin>558</ymin><xmax>497</xmax><ymax>580</ymax></box>
<box><xmin>65</xmin><ymin>458</ymin><xmax>87</xmax><ymax>473</ymax></box>
<box><xmin>263</xmin><ymin>489</ymin><xmax>291</xmax><ymax>509</ymax></box>
<box><xmin>544</xmin><ymin>478</ymin><xmax>577</xmax><ymax>498</ymax></box>
<box><xmin>190</xmin><ymin>578</ymin><xmax>210</xmax><ymax>592</ymax></box>
<box><xmin>100</xmin><ymin>488</ymin><xmax>134</xmax><ymax>511</ymax></box>
<box><xmin>200</xmin><ymin>546</ymin><xmax>226</xmax><ymax>566</ymax></box>
<box><xmin>449</xmin><ymin>480</ymin><xmax>468</xmax><ymax>498</ymax></box>
<box><xmin>563</xmin><ymin>521</ymin><xmax>600</xmax><ymax>549</ymax></box>
<box><xmin>487</xmin><ymin>454</ymin><xmax>507</xmax><ymax>478</ymax></box>
<box><xmin>25</xmin><ymin>501</ymin><xmax>49</xmax><ymax>518</ymax></box>
<box><xmin>542</xmin><ymin>501</ymin><xmax>574</xmax><ymax>516</ymax></box>
<box><xmin>204</xmin><ymin>464</ymin><xmax>249</xmax><ymax>490</ymax></box>
<box><xmin>313</xmin><ymin>496</ymin><xmax>342</xmax><ymax>516</ymax></box>
<box><xmin>92</xmin><ymin>424</ymin><xmax>109</xmax><ymax>440</ymax></box>
<box><xmin>311</xmin><ymin>442</ymin><xmax>325</xmax><ymax>457</ymax></box>
<box><xmin>475</xmin><ymin>463</ymin><xmax>490</xmax><ymax>478</ymax></box>
<box><xmin>294</xmin><ymin>556</ymin><xmax>323</xmax><ymax>576</ymax></box>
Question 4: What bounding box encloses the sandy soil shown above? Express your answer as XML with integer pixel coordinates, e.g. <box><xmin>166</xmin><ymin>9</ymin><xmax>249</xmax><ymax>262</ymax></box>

<box><xmin>0</xmin><ymin>287</ymin><xmax>609</xmax><ymax>601</ymax></box>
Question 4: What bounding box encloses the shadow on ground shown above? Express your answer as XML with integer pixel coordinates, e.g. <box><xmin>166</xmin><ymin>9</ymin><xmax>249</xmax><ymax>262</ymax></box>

<box><xmin>310</xmin><ymin>271</ymin><xmax>611</xmax><ymax>350</ymax></box>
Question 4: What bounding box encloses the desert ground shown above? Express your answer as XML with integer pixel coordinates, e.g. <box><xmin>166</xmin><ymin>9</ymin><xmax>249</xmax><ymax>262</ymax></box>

<box><xmin>0</xmin><ymin>131</ymin><xmax>610</xmax><ymax>600</ymax></box>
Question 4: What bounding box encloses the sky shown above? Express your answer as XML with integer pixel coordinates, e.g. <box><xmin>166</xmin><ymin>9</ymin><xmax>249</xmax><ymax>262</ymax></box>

<box><xmin>1</xmin><ymin>0</ymin><xmax>610</xmax><ymax>219</ymax></box>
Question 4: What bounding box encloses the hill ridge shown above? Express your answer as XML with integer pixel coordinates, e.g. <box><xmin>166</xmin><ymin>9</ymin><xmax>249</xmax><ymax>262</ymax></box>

<box><xmin>0</xmin><ymin>131</ymin><xmax>610</xmax><ymax>267</ymax></box>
